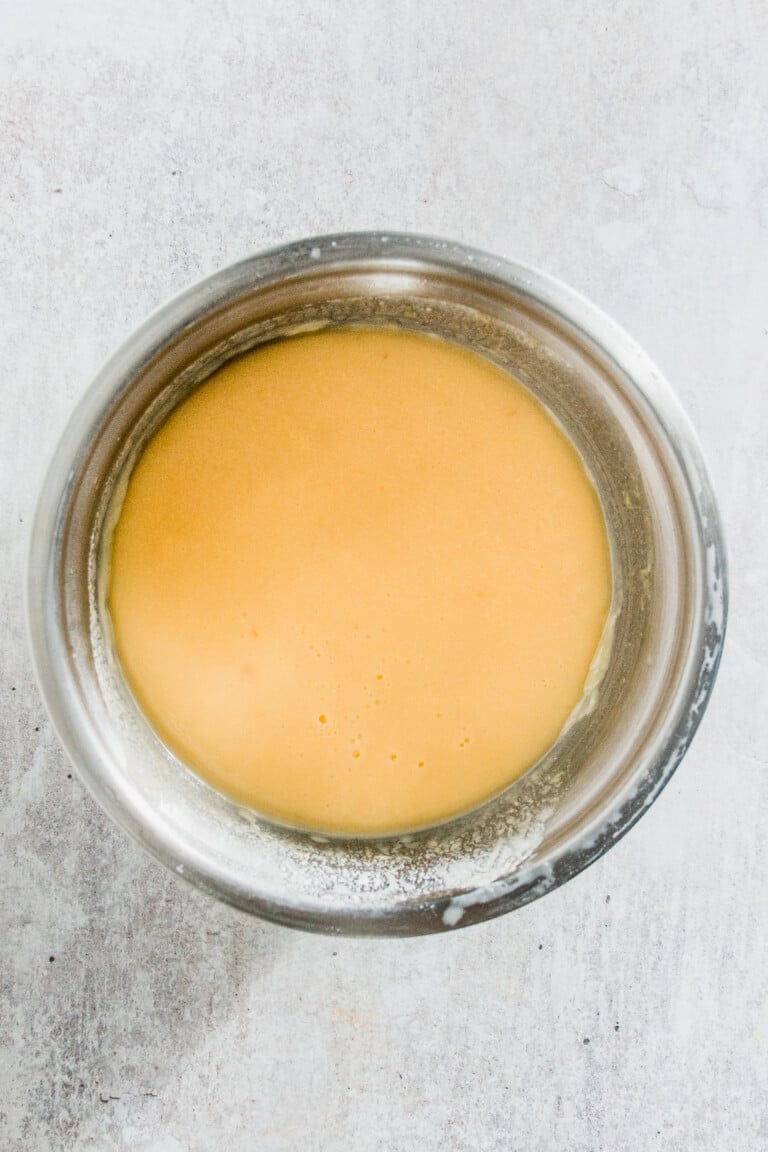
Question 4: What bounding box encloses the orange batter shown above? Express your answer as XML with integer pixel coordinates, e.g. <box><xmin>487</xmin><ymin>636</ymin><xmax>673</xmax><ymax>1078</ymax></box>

<box><xmin>108</xmin><ymin>327</ymin><xmax>611</xmax><ymax>835</ymax></box>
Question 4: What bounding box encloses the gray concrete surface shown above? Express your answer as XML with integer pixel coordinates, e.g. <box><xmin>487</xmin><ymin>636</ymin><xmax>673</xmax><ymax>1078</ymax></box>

<box><xmin>1</xmin><ymin>1</ymin><xmax>767</xmax><ymax>1149</ymax></box>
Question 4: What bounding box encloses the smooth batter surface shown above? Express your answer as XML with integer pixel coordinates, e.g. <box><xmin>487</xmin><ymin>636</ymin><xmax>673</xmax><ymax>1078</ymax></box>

<box><xmin>108</xmin><ymin>327</ymin><xmax>611</xmax><ymax>835</ymax></box>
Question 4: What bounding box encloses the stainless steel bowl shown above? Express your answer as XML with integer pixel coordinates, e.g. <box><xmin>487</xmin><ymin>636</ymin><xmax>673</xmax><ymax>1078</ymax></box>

<box><xmin>27</xmin><ymin>232</ymin><xmax>727</xmax><ymax>934</ymax></box>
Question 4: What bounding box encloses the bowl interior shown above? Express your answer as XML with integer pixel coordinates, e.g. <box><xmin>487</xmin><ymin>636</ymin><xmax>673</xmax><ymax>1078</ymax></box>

<box><xmin>32</xmin><ymin>235</ymin><xmax>726</xmax><ymax>933</ymax></box>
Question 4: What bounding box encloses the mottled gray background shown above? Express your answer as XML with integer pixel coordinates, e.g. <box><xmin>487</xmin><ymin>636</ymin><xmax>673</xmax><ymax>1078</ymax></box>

<box><xmin>1</xmin><ymin>1</ymin><xmax>766</xmax><ymax>1149</ymax></box>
